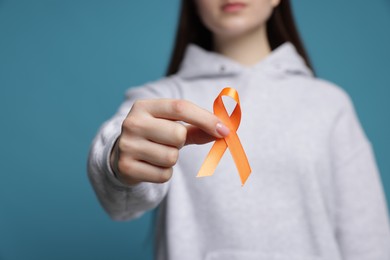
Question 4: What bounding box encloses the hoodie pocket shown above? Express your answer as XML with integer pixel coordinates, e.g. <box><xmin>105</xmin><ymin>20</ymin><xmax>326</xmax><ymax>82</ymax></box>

<box><xmin>204</xmin><ymin>250</ymin><xmax>322</xmax><ymax>260</ymax></box>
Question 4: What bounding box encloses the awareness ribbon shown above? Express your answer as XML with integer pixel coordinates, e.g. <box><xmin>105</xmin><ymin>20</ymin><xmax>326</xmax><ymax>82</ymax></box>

<box><xmin>197</xmin><ymin>87</ymin><xmax>252</xmax><ymax>186</ymax></box>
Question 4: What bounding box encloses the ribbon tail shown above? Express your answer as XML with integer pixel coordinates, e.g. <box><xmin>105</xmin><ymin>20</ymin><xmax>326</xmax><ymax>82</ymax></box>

<box><xmin>226</xmin><ymin>133</ymin><xmax>252</xmax><ymax>186</ymax></box>
<box><xmin>197</xmin><ymin>139</ymin><xmax>227</xmax><ymax>177</ymax></box>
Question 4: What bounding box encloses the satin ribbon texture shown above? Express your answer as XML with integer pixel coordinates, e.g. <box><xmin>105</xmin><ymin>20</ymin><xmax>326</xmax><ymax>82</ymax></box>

<box><xmin>197</xmin><ymin>87</ymin><xmax>252</xmax><ymax>186</ymax></box>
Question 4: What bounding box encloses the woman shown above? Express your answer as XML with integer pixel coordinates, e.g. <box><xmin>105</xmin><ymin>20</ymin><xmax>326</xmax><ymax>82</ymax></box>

<box><xmin>88</xmin><ymin>0</ymin><xmax>390</xmax><ymax>259</ymax></box>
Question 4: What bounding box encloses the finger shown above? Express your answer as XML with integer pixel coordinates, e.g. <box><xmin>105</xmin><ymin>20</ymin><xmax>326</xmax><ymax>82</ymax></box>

<box><xmin>136</xmin><ymin>99</ymin><xmax>230</xmax><ymax>138</ymax></box>
<box><xmin>185</xmin><ymin>125</ymin><xmax>216</xmax><ymax>145</ymax></box>
<box><xmin>123</xmin><ymin>116</ymin><xmax>187</xmax><ymax>148</ymax></box>
<box><xmin>120</xmin><ymin>138</ymin><xmax>179</xmax><ymax>168</ymax></box>
<box><xmin>118</xmin><ymin>158</ymin><xmax>173</xmax><ymax>184</ymax></box>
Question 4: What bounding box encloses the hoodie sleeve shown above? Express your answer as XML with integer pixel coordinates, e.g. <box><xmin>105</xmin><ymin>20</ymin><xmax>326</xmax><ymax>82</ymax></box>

<box><xmin>87</xmin><ymin>81</ymin><xmax>177</xmax><ymax>221</ymax></box>
<box><xmin>330</xmin><ymin>91</ymin><xmax>390</xmax><ymax>259</ymax></box>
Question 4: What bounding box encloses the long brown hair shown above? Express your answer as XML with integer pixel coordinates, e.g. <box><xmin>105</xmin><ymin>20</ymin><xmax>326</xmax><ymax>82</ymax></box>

<box><xmin>166</xmin><ymin>0</ymin><xmax>314</xmax><ymax>76</ymax></box>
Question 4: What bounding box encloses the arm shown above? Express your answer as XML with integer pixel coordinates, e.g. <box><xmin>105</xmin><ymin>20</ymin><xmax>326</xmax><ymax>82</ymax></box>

<box><xmin>87</xmin><ymin>85</ymin><xmax>229</xmax><ymax>221</ymax></box>
<box><xmin>87</xmin><ymin>98</ymin><xmax>171</xmax><ymax>221</ymax></box>
<box><xmin>330</xmin><ymin>92</ymin><xmax>390</xmax><ymax>259</ymax></box>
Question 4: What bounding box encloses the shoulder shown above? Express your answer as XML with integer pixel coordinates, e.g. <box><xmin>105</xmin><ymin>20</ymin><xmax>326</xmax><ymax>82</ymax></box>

<box><xmin>286</xmin><ymin>75</ymin><xmax>355</xmax><ymax>113</ymax></box>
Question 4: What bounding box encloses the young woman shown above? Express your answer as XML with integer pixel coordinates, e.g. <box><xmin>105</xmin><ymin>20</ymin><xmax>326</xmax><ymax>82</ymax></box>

<box><xmin>88</xmin><ymin>0</ymin><xmax>390</xmax><ymax>259</ymax></box>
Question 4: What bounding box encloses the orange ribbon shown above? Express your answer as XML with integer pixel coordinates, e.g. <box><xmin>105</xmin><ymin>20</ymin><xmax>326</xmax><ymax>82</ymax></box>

<box><xmin>197</xmin><ymin>87</ymin><xmax>251</xmax><ymax>186</ymax></box>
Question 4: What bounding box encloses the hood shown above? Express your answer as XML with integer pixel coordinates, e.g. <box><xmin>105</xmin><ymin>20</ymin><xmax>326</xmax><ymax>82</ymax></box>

<box><xmin>176</xmin><ymin>42</ymin><xmax>314</xmax><ymax>79</ymax></box>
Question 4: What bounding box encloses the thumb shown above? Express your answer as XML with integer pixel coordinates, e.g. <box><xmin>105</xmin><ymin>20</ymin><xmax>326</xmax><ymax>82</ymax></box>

<box><xmin>184</xmin><ymin>124</ymin><xmax>229</xmax><ymax>146</ymax></box>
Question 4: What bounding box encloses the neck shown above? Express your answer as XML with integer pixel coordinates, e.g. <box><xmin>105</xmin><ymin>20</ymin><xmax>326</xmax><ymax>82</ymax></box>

<box><xmin>213</xmin><ymin>25</ymin><xmax>271</xmax><ymax>66</ymax></box>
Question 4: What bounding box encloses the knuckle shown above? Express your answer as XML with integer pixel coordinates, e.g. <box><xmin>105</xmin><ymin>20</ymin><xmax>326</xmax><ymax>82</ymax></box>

<box><xmin>171</xmin><ymin>100</ymin><xmax>186</xmax><ymax>115</ymax></box>
<box><xmin>132</xmin><ymin>100</ymin><xmax>147</xmax><ymax>111</ymax></box>
<box><xmin>118</xmin><ymin>139</ymin><xmax>137</xmax><ymax>153</ymax></box>
<box><xmin>117</xmin><ymin>157</ymin><xmax>136</xmax><ymax>176</ymax></box>
<box><xmin>117</xmin><ymin>138</ymin><xmax>128</xmax><ymax>152</ymax></box>
<box><xmin>123</xmin><ymin>116</ymin><xmax>142</xmax><ymax>132</ymax></box>
<box><xmin>165</xmin><ymin>148</ymin><xmax>179</xmax><ymax>167</ymax></box>
<box><xmin>158</xmin><ymin>168</ymin><xmax>173</xmax><ymax>183</ymax></box>
<box><xmin>174</xmin><ymin>124</ymin><xmax>187</xmax><ymax>147</ymax></box>
<box><xmin>117</xmin><ymin>139</ymin><xmax>125</xmax><ymax>151</ymax></box>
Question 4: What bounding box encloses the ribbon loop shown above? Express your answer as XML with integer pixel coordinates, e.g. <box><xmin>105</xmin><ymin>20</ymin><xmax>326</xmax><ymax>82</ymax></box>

<box><xmin>197</xmin><ymin>87</ymin><xmax>251</xmax><ymax>186</ymax></box>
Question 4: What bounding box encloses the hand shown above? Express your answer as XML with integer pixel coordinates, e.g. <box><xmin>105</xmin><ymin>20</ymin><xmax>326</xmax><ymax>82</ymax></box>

<box><xmin>110</xmin><ymin>99</ymin><xmax>230</xmax><ymax>185</ymax></box>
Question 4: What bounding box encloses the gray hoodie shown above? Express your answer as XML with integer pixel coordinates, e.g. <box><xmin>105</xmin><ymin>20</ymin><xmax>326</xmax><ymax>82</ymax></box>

<box><xmin>87</xmin><ymin>42</ymin><xmax>390</xmax><ymax>260</ymax></box>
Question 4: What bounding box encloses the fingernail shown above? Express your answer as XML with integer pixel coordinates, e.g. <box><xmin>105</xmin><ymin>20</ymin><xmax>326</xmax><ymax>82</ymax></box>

<box><xmin>216</xmin><ymin>123</ymin><xmax>230</xmax><ymax>137</ymax></box>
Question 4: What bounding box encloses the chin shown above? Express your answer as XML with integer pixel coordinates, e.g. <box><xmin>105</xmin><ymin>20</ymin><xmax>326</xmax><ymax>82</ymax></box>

<box><xmin>214</xmin><ymin>20</ymin><xmax>261</xmax><ymax>38</ymax></box>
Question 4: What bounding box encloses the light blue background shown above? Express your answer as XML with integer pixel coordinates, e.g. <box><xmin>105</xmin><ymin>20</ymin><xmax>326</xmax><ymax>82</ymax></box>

<box><xmin>0</xmin><ymin>1</ymin><xmax>389</xmax><ymax>259</ymax></box>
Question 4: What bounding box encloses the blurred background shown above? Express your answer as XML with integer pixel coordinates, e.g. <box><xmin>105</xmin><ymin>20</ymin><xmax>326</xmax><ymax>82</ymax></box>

<box><xmin>0</xmin><ymin>1</ymin><xmax>389</xmax><ymax>259</ymax></box>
